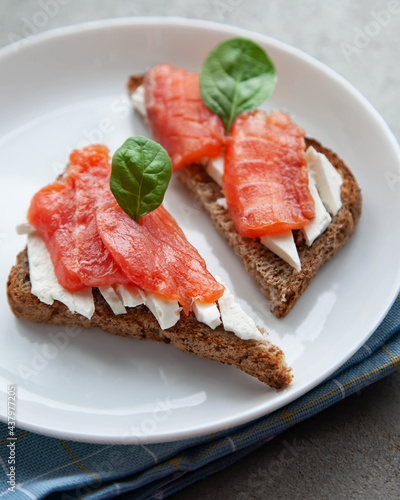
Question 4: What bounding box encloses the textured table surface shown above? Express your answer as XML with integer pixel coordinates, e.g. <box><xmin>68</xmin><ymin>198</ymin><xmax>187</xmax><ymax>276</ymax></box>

<box><xmin>1</xmin><ymin>1</ymin><xmax>399</xmax><ymax>499</ymax></box>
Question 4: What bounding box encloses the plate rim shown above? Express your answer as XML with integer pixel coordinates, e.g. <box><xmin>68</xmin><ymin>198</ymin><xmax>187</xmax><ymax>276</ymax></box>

<box><xmin>1</xmin><ymin>16</ymin><xmax>400</xmax><ymax>444</ymax></box>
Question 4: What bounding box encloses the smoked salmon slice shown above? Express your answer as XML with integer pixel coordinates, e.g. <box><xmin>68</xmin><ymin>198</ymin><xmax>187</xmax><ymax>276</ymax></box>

<box><xmin>96</xmin><ymin>203</ymin><xmax>225</xmax><ymax>313</ymax></box>
<box><xmin>28</xmin><ymin>145</ymin><xmax>224</xmax><ymax>309</ymax></box>
<box><xmin>223</xmin><ymin>110</ymin><xmax>315</xmax><ymax>238</ymax></box>
<box><xmin>144</xmin><ymin>64</ymin><xmax>225</xmax><ymax>172</ymax></box>
<box><xmin>28</xmin><ymin>145</ymin><xmax>132</xmax><ymax>291</ymax></box>
<box><xmin>71</xmin><ymin>146</ymin><xmax>133</xmax><ymax>288</ymax></box>
<box><xmin>28</xmin><ymin>171</ymin><xmax>83</xmax><ymax>291</ymax></box>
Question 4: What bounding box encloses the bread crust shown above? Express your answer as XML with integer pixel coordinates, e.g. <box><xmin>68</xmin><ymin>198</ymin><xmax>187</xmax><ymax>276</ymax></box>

<box><xmin>128</xmin><ymin>74</ymin><xmax>362</xmax><ymax>318</ymax></box>
<box><xmin>7</xmin><ymin>248</ymin><xmax>293</xmax><ymax>389</ymax></box>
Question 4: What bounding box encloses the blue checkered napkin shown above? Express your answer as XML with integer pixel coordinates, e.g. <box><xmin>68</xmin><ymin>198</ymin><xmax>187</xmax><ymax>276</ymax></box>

<box><xmin>0</xmin><ymin>295</ymin><xmax>399</xmax><ymax>500</ymax></box>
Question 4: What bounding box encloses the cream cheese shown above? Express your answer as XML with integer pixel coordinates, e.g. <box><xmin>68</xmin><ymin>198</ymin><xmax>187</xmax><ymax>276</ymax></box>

<box><xmin>205</xmin><ymin>154</ymin><xmax>225</xmax><ymax>186</ymax></box>
<box><xmin>302</xmin><ymin>173</ymin><xmax>332</xmax><ymax>246</ymax></box>
<box><xmin>27</xmin><ymin>232</ymin><xmax>95</xmax><ymax>320</ymax></box>
<box><xmin>260</xmin><ymin>232</ymin><xmax>301</xmax><ymax>272</ymax></box>
<box><xmin>16</xmin><ymin>222</ymin><xmax>36</xmax><ymax>235</ymax></box>
<box><xmin>306</xmin><ymin>146</ymin><xmax>343</xmax><ymax>216</ymax></box>
<box><xmin>192</xmin><ymin>301</ymin><xmax>222</xmax><ymax>329</ymax></box>
<box><xmin>144</xmin><ymin>293</ymin><xmax>181</xmax><ymax>330</ymax></box>
<box><xmin>215</xmin><ymin>197</ymin><xmax>228</xmax><ymax>209</ymax></box>
<box><xmin>217</xmin><ymin>280</ymin><xmax>264</xmax><ymax>341</ymax></box>
<box><xmin>131</xmin><ymin>84</ymin><xmax>148</xmax><ymax>121</ymax></box>
<box><xmin>99</xmin><ymin>286</ymin><xmax>127</xmax><ymax>315</ymax></box>
<box><xmin>116</xmin><ymin>285</ymin><xmax>181</xmax><ymax>330</ymax></box>
<box><xmin>114</xmin><ymin>284</ymin><xmax>145</xmax><ymax>308</ymax></box>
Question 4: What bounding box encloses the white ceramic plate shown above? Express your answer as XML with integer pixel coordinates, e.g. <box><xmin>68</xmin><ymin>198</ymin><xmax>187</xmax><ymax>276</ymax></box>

<box><xmin>0</xmin><ymin>18</ymin><xmax>399</xmax><ymax>444</ymax></box>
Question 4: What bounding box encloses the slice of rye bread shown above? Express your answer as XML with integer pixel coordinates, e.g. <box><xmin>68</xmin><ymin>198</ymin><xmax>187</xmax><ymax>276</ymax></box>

<box><xmin>127</xmin><ymin>75</ymin><xmax>362</xmax><ymax>318</ymax></box>
<box><xmin>179</xmin><ymin>139</ymin><xmax>362</xmax><ymax>318</ymax></box>
<box><xmin>7</xmin><ymin>248</ymin><xmax>293</xmax><ymax>389</ymax></box>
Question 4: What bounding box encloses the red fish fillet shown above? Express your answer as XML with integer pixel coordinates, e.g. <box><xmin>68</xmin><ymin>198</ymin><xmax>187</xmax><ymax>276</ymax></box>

<box><xmin>28</xmin><ymin>172</ymin><xmax>83</xmax><ymax>290</ymax></box>
<box><xmin>28</xmin><ymin>145</ymin><xmax>132</xmax><ymax>290</ymax></box>
<box><xmin>96</xmin><ymin>203</ymin><xmax>225</xmax><ymax>313</ymax></box>
<box><xmin>144</xmin><ymin>63</ymin><xmax>225</xmax><ymax>172</ymax></box>
<box><xmin>28</xmin><ymin>145</ymin><xmax>223</xmax><ymax>308</ymax></box>
<box><xmin>223</xmin><ymin>110</ymin><xmax>315</xmax><ymax>238</ymax></box>
<box><xmin>71</xmin><ymin>146</ymin><xmax>133</xmax><ymax>288</ymax></box>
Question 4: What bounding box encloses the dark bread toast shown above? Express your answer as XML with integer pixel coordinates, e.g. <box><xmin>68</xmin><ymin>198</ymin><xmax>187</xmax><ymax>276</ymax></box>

<box><xmin>128</xmin><ymin>75</ymin><xmax>362</xmax><ymax>318</ymax></box>
<box><xmin>178</xmin><ymin>138</ymin><xmax>362</xmax><ymax>317</ymax></box>
<box><xmin>7</xmin><ymin>248</ymin><xmax>293</xmax><ymax>389</ymax></box>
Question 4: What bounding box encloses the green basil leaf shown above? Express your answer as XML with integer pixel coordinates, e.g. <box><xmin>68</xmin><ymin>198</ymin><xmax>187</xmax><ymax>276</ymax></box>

<box><xmin>200</xmin><ymin>37</ymin><xmax>277</xmax><ymax>133</ymax></box>
<box><xmin>110</xmin><ymin>136</ymin><xmax>172</xmax><ymax>222</ymax></box>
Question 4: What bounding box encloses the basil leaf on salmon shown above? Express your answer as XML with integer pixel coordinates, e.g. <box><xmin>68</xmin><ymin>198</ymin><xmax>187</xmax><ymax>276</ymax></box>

<box><xmin>200</xmin><ymin>37</ymin><xmax>277</xmax><ymax>133</ymax></box>
<box><xmin>110</xmin><ymin>136</ymin><xmax>172</xmax><ymax>222</ymax></box>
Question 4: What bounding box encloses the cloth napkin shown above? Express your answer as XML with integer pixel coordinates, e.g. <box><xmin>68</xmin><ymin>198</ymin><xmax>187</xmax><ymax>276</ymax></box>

<box><xmin>1</xmin><ymin>294</ymin><xmax>399</xmax><ymax>500</ymax></box>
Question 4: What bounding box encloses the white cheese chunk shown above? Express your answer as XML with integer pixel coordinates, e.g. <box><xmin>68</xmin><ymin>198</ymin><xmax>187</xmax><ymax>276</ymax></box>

<box><xmin>217</xmin><ymin>281</ymin><xmax>264</xmax><ymax>341</ymax></box>
<box><xmin>145</xmin><ymin>293</ymin><xmax>181</xmax><ymax>330</ymax></box>
<box><xmin>114</xmin><ymin>284</ymin><xmax>145</xmax><ymax>308</ymax></box>
<box><xmin>192</xmin><ymin>301</ymin><xmax>222</xmax><ymax>329</ymax></box>
<box><xmin>216</xmin><ymin>197</ymin><xmax>228</xmax><ymax>209</ymax></box>
<box><xmin>16</xmin><ymin>222</ymin><xmax>36</xmax><ymax>235</ymax></box>
<box><xmin>260</xmin><ymin>232</ymin><xmax>301</xmax><ymax>272</ymax></box>
<box><xmin>306</xmin><ymin>146</ymin><xmax>343</xmax><ymax>216</ymax></box>
<box><xmin>27</xmin><ymin>233</ymin><xmax>95</xmax><ymax>320</ymax></box>
<box><xmin>130</xmin><ymin>84</ymin><xmax>148</xmax><ymax>120</ymax></box>
<box><xmin>68</xmin><ymin>288</ymin><xmax>94</xmax><ymax>320</ymax></box>
<box><xmin>205</xmin><ymin>154</ymin><xmax>224</xmax><ymax>187</ymax></box>
<box><xmin>99</xmin><ymin>286</ymin><xmax>126</xmax><ymax>315</ymax></box>
<box><xmin>302</xmin><ymin>173</ymin><xmax>332</xmax><ymax>246</ymax></box>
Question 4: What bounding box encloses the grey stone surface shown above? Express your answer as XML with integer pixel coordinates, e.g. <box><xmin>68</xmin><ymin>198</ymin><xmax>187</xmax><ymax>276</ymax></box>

<box><xmin>1</xmin><ymin>1</ymin><xmax>399</xmax><ymax>499</ymax></box>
